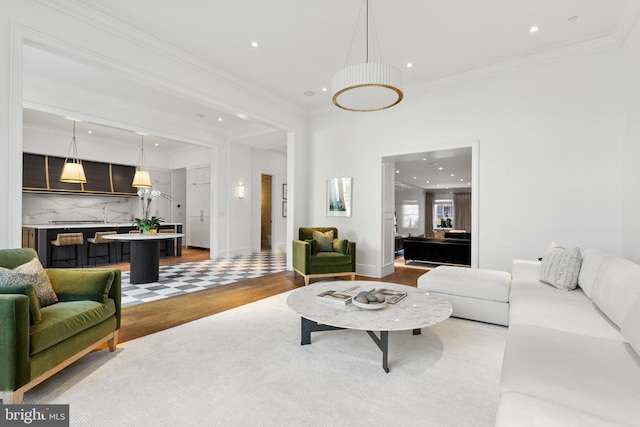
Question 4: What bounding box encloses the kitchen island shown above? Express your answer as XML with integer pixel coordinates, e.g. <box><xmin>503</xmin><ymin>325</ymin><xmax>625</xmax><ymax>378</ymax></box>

<box><xmin>22</xmin><ymin>222</ymin><xmax>183</xmax><ymax>267</ymax></box>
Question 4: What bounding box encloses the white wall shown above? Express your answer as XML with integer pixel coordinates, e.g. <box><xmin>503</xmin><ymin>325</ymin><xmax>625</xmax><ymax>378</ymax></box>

<box><xmin>227</xmin><ymin>143</ymin><xmax>252</xmax><ymax>256</ymax></box>
<box><xmin>310</xmin><ymin>46</ymin><xmax>627</xmax><ymax>272</ymax></box>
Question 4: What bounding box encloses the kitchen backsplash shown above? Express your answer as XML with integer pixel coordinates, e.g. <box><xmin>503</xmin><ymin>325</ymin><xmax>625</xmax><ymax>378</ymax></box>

<box><xmin>23</xmin><ymin>193</ymin><xmax>137</xmax><ymax>224</ymax></box>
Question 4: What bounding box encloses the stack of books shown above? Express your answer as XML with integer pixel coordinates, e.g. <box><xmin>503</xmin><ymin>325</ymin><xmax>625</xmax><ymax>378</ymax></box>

<box><xmin>316</xmin><ymin>285</ymin><xmax>360</xmax><ymax>305</ymax></box>
<box><xmin>369</xmin><ymin>288</ymin><xmax>407</xmax><ymax>304</ymax></box>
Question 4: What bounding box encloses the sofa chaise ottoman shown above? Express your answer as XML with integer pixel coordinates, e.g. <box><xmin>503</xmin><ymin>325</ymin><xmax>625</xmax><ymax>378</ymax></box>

<box><xmin>417</xmin><ymin>265</ymin><xmax>511</xmax><ymax>326</ymax></box>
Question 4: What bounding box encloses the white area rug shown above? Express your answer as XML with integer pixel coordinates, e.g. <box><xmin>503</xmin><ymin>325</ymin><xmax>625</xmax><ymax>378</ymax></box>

<box><xmin>24</xmin><ymin>291</ymin><xmax>507</xmax><ymax>426</ymax></box>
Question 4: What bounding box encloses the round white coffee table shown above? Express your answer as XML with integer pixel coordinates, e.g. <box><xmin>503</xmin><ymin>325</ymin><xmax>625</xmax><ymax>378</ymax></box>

<box><xmin>287</xmin><ymin>280</ymin><xmax>452</xmax><ymax>372</ymax></box>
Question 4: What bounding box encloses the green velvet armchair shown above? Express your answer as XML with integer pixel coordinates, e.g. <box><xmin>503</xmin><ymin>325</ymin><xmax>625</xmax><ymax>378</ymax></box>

<box><xmin>0</xmin><ymin>248</ymin><xmax>121</xmax><ymax>404</ymax></box>
<box><xmin>292</xmin><ymin>227</ymin><xmax>356</xmax><ymax>286</ymax></box>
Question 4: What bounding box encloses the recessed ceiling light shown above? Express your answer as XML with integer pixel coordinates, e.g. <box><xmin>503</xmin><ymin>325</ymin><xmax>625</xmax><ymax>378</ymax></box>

<box><xmin>450</xmin><ymin>174</ymin><xmax>455</xmax><ymax>177</ymax></box>
<box><xmin>395</xmin><ymin>170</ymin><xmax>399</xmax><ymax>174</ymax></box>
<box><xmin>422</xmin><ymin>158</ymin><xmax>427</xmax><ymax>161</ymax></box>
<box><xmin>87</xmin><ymin>130</ymin><xmax>92</xmax><ymax>134</ymax></box>
<box><xmin>322</xmin><ymin>87</ymin><xmax>328</xmax><ymax>92</ymax></box>
<box><xmin>155</xmin><ymin>143</ymin><xmax>159</xmax><ymax>146</ymax></box>
<box><xmin>413</xmin><ymin>176</ymin><xmax>417</xmax><ymax>179</ymax></box>
<box><xmin>406</xmin><ymin>62</ymin><xmax>413</xmax><ymax>68</ymax></box>
<box><xmin>426</xmin><ymin>180</ymin><xmax>430</xmax><ymax>184</ymax></box>
<box><xmin>530</xmin><ymin>26</ymin><xmax>539</xmax><ymax>33</ymax></box>
<box><xmin>218</xmin><ymin>117</ymin><xmax>223</xmax><ymax>122</ymax></box>
<box><xmin>251</xmin><ymin>41</ymin><xmax>258</xmax><ymax>48</ymax></box>
<box><xmin>460</xmin><ymin>178</ymin><xmax>464</xmax><ymax>181</ymax></box>
<box><xmin>438</xmin><ymin>167</ymin><xmax>443</xmax><ymax>170</ymax></box>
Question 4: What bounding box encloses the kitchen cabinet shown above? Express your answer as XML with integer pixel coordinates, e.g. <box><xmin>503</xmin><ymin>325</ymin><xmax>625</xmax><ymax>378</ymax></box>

<box><xmin>187</xmin><ymin>166</ymin><xmax>210</xmax><ymax>185</ymax></box>
<box><xmin>22</xmin><ymin>152</ymin><xmax>137</xmax><ymax>196</ymax></box>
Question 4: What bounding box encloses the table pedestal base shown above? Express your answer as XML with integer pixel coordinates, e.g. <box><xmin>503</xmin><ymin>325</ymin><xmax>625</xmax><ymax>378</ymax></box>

<box><xmin>300</xmin><ymin>317</ymin><xmax>421</xmax><ymax>373</ymax></box>
<box><xmin>129</xmin><ymin>240</ymin><xmax>160</xmax><ymax>284</ymax></box>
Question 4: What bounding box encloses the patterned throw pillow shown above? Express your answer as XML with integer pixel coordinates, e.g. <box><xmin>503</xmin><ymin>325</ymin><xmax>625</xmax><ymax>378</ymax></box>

<box><xmin>313</xmin><ymin>230</ymin><xmax>334</xmax><ymax>252</ymax></box>
<box><xmin>14</xmin><ymin>258</ymin><xmax>59</xmax><ymax>307</ymax></box>
<box><xmin>540</xmin><ymin>243</ymin><xmax>583</xmax><ymax>291</ymax></box>
<box><xmin>0</xmin><ymin>269</ymin><xmax>43</xmax><ymax>324</ymax></box>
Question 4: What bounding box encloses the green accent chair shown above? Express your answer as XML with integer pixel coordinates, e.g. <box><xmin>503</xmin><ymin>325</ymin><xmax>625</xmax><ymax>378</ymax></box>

<box><xmin>0</xmin><ymin>248</ymin><xmax>121</xmax><ymax>404</ymax></box>
<box><xmin>292</xmin><ymin>227</ymin><xmax>356</xmax><ymax>286</ymax></box>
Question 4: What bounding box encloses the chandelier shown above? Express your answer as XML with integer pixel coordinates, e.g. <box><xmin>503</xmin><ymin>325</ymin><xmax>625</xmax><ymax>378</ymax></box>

<box><xmin>332</xmin><ymin>0</ymin><xmax>403</xmax><ymax>112</ymax></box>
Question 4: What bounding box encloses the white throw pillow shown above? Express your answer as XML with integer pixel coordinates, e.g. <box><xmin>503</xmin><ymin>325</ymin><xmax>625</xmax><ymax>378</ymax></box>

<box><xmin>577</xmin><ymin>248</ymin><xmax>608</xmax><ymax>298</ymax></box>
<box><xmin>539</xmin><ymin>243</ymin><xmax>582</xmax><ymax>291</ymax></box>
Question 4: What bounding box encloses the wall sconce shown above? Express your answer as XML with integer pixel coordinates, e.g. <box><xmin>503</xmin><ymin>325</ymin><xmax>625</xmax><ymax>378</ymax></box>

<box><xmin>237</xmin><ymin>183</ymin><xmax>245</xmax><ymax>199</ymax></box>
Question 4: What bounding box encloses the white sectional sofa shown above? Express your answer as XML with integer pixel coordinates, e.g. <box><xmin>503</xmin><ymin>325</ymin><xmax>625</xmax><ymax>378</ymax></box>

<box><xmin>496</xmin><ymin>249</ymin><xmax>640</xmax><ymax>426</ymax></box>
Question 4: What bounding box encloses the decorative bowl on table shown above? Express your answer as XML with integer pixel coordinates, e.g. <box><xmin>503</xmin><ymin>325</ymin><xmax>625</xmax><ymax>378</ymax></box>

<box><xmin>352</xmin><ymin>291</ymin><xmax>387</xmax><ymax>310</ymax></box>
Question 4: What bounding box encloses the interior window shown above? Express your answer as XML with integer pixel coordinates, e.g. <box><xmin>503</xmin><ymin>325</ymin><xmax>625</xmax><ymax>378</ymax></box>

<box><xmin>401</xmin><ymin>203</ymin><xmax>420</xmax><ymax>228</ymax></box>
<box><xmin>434</xmin><ymin>199</ymin><xmax>454</xmax><ymax>229</ymax></box>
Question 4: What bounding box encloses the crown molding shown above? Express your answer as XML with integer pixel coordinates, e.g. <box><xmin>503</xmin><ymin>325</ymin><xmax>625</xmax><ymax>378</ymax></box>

<box><xmin>612</xmin><ymin>1</ymin><xmax>640</xmax><ymax>45</ymax></box>
<box><xmin>309</xmin><ymin>30</ymin><xmax>629</xmax><ymax>117</ymax></box>
<box><xmin>407</xmin><ymin>35</ymin><xmax>620</xmax><ymax>97</ymax></box>
<box><xmin>34</xmin><ymin>0</ymin><xmax>305</xmax><ymax>117</ymax></box>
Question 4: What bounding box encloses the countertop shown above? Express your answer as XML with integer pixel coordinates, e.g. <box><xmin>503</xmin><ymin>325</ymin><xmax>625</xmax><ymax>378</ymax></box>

<box><xmin>23</xmin><ymin>222</ymin><xmax>182</xmax><ymax>229</ymax></box>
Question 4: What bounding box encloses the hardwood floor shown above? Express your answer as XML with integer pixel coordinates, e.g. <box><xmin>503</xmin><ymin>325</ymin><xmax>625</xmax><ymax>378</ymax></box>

<box><xmin>116</xmin><ymin>248</ymin><xmax>429</xmax><ymax>344</ymax></box>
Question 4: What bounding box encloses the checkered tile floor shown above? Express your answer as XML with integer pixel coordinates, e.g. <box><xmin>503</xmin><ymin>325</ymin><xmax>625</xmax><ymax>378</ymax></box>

<box><xmin>120</xmin><ymin>250</ymin><xmax>286</xmax><ymax>307</ymax></box>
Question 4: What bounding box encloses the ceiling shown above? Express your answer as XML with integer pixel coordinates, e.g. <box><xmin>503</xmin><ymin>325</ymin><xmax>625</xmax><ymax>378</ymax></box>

<box><xmin>20</xmin><ymin>0</ymin><xmax>639</xmax><ymax>178</ymax></box>
<box><xmin>70</xmin><ymin>0</ymin><xmax>636</xmax><ymax>111</ymax></box>
<box><xmin>388</xmin><ymin>148</ymin><xmax>472</xmax><ymax>192</ymax></box>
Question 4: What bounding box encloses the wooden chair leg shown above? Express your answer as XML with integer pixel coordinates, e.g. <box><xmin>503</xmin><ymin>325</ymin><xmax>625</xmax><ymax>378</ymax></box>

<box><xmin>108</xmin><ymin>331</ymin><xmax>119</xmax><ymax>352</ymax></box>
<box><xmin>2</xmin><ymin>390</ymin><xmax>22</xmax><ymax>404</ymax></box>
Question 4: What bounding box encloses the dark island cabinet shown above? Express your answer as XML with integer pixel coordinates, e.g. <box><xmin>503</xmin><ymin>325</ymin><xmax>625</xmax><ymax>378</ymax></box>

<box><xmin>23</xmin><ymin>153</ymin><xmax>138</xmax><ymax>196</ymax></box>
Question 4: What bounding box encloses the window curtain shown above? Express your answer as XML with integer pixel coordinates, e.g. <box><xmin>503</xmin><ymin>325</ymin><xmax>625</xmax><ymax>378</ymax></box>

<box><xmin>425</xmin><ymin>192</ymin><xmax>434</xmax><ymax>238</ymax></box>
<box><xmin>453</xmin><ymin>192</ymin><xmax>471</xmax><ymax>232</ymax></box>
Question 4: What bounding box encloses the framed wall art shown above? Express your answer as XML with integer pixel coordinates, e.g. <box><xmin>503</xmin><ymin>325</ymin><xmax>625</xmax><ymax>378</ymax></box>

<box><xmin>327</xmin><ymin>177</ymin><xmax>352</xmax><ymax>217</ymax></box>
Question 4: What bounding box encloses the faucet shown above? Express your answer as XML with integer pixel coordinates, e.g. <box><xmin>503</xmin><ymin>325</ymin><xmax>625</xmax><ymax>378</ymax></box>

<box><xmin>103</xmin><ymin>207</ymin><xmax>108</xmax><ymax>224</ymax></box>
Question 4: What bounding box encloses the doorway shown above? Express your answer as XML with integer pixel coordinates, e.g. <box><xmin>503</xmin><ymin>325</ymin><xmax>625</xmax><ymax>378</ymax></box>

<box><xmin>381</xmin><ymin>142</ymin><xmax>479</xmax><ymax>276</ymax></box>
<box><xmin>261</xmin><ymin>174</ymin><xmax>273</xmax><ymax>250</ymax></box>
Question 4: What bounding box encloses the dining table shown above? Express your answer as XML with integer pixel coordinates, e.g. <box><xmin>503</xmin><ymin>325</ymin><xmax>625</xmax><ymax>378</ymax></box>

<box><xmin>103</xmin><ymin>232</ymin><xmax>185</xmax><ymax>284</ymax></box>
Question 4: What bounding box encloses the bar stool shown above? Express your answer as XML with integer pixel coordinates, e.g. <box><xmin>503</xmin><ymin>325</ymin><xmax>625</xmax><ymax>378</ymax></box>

<box><xmin>50</xmin><ymin>232</ymin><xmax>84</xmax><ymax>267</ymax></box>
<box><xmin>87</xmin><ymin>231</ymin><xmax>117</xmax><ymax>266</ymax></box>
<box><xmin>159</xmin><ymin>228</ymin><xmax>176</xmax><ymax>257</ymax></box>
<box><xmin>120</xmin><ymin>229</ymin><xmax>141</xmax><ymax>261</ymax></box>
